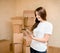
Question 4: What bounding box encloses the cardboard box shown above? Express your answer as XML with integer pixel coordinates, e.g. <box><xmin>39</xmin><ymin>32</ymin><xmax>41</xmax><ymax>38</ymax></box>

<box><xmin>12</xmin><ymin>24</ymin><xmax>23</xmax><ymax>33</ymax></box>
<box><xmin>23</xmin><ymin>45</ymin><xmax>30</xmax><ymax>53</ymax></box>
<box><xmin>26</xmin><ymin>47</ymin><xmax>30</xmax><ymax>53</ymax></box>
<box><xmin>24</xmin><ymin>17</ymin><xmax>35</xmax><ymax>27</ymax></box>
<box><xmin>13</xmin><ymin>33</ymin><xmax>23</xmax><ymax>44</ymax></box>
<box><xmin>13</xmin><ymin>43</ymin><xmax>22</xmax><ymax>53</ymax></box>
<box><xmin>11</xmin><ymin>17</ymin><xmax>24</xmax><ymax>25</ymax></box>
<box><xmin>12</xmin><ymin>20</ymin><xmax>23</xmax><ymax>25</ymax></box>
<box><xmin>25</xmin><ymin>26</ymin><xmax>32</xmax><ymax>31</ymax></box>
<box><xmin>23</xmin><ymin>10</ymin><xmax>34</xmax><ymax>17</ymax></box>
<box><xmin>23</xmin><ymin>34</ymin><xmax>31</xmax><ymax>53</ymax></box>
<box><xmin>11</xmin><ymin>17</ymin><xmax>24</xmax><ymax>33</ymax></box>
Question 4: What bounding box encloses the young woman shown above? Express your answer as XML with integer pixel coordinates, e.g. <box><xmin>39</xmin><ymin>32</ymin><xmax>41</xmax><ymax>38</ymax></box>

<box><xmin>24</xmin><ymin>7</ymin><xmax>53</xmax><ymax>53</ymax></box>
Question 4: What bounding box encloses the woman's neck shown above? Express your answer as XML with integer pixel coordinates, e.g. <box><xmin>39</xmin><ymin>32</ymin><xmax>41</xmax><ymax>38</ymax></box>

<box><xmin>40</xmin><ymin>20</ymin><xmax>46</xmax><ymax>22</ymax></box>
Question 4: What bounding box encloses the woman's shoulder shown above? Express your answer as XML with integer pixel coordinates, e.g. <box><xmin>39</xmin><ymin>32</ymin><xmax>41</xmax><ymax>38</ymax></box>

<box><xmin>38</xmin><ymin>21</ymin><xmax>53</xmax><ymax>28</ymax></box>
<box><xmin>44</xmin><ymin>21</ymin><xmax>53</xmax><ymax>27</ymax></box>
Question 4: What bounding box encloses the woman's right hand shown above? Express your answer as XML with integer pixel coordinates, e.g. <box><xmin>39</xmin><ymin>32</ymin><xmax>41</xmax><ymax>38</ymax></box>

<box><xmin>26</xmin><ymin>29</ymin><xmax>32</xmax><ymax>35</ymax></box>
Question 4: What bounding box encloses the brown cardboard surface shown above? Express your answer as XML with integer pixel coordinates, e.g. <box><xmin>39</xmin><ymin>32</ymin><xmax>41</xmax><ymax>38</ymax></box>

<box><xmin>13</xmin><ymin>43</ymin><xmax>23</xmax><ymax>53</ymax></box>
<box><xmin>12</xmin><ymin>24</ymin><xmax>23</xmax><ymax>33</ymax></box>
<box><xmin>23</xmin><ymin>46</ymin><xmax>30</xmax><ymax>53</ymax></box>
<box><xmin>13</xmin><ymin>33</ymin><xmax>23</xmax><ymax>44</ymax></box>
<box><xmin>24</xmin><ymin>17</ymin><xmax>35</xmax><ymax>27</ymax></box>
<box><xmin>11</xmin><ymin>17</ymin><xmax>24</xmax><ymax>25</ymax></box>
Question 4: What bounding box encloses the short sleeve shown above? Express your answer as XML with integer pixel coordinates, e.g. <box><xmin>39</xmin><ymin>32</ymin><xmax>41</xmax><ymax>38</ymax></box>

<box><xmin>44</xmin><ymin>23</ymin><xmax>53</xmax><ymax>35</ymax></box>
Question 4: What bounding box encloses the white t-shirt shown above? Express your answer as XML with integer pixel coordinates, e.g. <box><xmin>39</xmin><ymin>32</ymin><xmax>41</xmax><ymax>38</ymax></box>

<box><xmin>30</xmin><ymin>21</ymin><xmax>53</xmax><ymax>52</ymax></box>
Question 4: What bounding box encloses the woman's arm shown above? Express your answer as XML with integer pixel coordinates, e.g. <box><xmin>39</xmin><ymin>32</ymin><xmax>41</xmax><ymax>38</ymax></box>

<box><xmin>32</xmin><ymin>34</ymin><xmax>51</xmax><ymax>43</ymax></box>
<box><xmin>24</xmin><ymin>29</ymin><xmax>51</xmax><ymax>43</ymax></box>
<box><xmin>23</xmin><ymin>29</ymin><xmax>33</xmax><ymax>38</ymax></box>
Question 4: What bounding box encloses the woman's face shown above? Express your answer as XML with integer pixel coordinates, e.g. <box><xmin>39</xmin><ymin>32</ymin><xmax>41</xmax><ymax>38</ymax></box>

<box><xmin>36</xmin><ymin>11</ymin><xmax>42</xmax><ymax>21</ymax></box>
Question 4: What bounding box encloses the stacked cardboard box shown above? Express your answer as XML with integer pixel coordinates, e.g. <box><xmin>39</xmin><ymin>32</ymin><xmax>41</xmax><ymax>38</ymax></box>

<box><xmin>13</xmin><ymin>33</ymin><xmax>23</xmax><ymax>53</ymax></box>
<box><xmin>11</xmin><ymin>10</ymin><xmax>35</xmax><ymax>53</ymax></box>
<box><xmin>23</xmin><ymin>38</ymin><xmax>31</xmax><ymax>53</ymax></box>
<box><xmin>11</xmin><ymin>17</ymin><xmax>24</xmax><ymax>25</ymax></box>
<box><xmin>12</xmin><ymin>24</ymin><xmax>23</xmax><ymax>33</ymax></box>
<box><xmin>23</xmin><ymin>10</ymin><xmax>34</xmax><ymax>17</ymax></box>
<box><xmin>23</xmin><ymin>10</ymin><xmax>35</xmax><ymax>53</ymax></box>
<box><xmin>13</xmin><ymin>33</ymin><xmax>23</xmax><ymax>44</ymax></box>
<box><xmin>23</xmin><ymin>10</ymin><xmax>35</xmax><ymax>31</ymax></box>
<box><xmin>11</xmin><ymin>17</ymin><xmax>24</xmax><ymax>53</ymax></box>
<box><xmin>24</xmin><ymin>17</ymin><xmax>35</xmax><ymax>27</ymax></box>
<box><xmin>11</xmin><ymin>17</ymin><xmax>24</xmax><ymax>33</ymax></box>
<box><xmin>13</xmin><ymin>43</ymin><xmax>23</xmax><ymax>53</ymax></box>
<box><xmin>23</xmin><ymin>46</ymin><xmax>30</xmax><ymax>53</ymax></box>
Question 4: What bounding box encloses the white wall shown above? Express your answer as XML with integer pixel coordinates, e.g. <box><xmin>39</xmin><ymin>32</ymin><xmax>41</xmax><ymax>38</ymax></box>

<box><xmin>45</xmin><ymin>0</ymin><xmax>60</xmax><ymax>47</ymax></box>
<box><xmin>0</xmin><ymin>0</ymin><xmax>16</xmax><ymax>41</ymax></box>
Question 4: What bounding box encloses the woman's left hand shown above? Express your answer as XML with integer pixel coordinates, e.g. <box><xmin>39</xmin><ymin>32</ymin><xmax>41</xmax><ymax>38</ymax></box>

<box><xmin>26</xmin><ymin>29</ymin><xmax>33</xmax><ymax>37</ymax></box>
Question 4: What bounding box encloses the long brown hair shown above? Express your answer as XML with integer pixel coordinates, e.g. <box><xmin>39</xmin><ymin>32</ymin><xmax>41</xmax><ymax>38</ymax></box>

<box><xmin>31</xmin><ymin>7</ymin><xmax>47</xmax><ymax>31</ymax></box>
